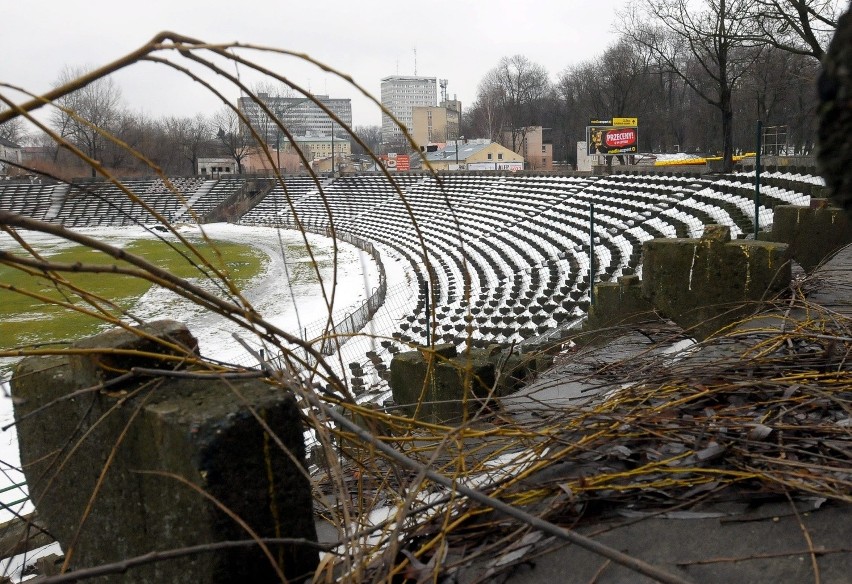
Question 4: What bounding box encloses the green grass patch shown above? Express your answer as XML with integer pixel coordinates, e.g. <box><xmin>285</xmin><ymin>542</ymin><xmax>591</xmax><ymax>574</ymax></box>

<box><xmin>0</xmin><ymin>238</ymin><xmax>267</xmax><ymax>354</ymax></box>
<box><xmin>278</xmin><ymin>241</ymin><xmax>333</xmax><ymax>283</ymax></box>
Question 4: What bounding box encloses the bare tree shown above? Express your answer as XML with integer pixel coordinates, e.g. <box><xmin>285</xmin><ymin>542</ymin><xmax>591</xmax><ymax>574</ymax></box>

<box><xmin>625</xmin><ymin>0</ymin><xmax>762</xmax><ymax>171</ymax></box>
<box><xmin>212</xmin><ymin>107</ymin><xmax>252</xmax><ymax>174</ymax></box>
<box><xmin>463</xmin><ymin>82</ymin><xmax>507</xmax><ymax>142</ymax></box>
<box><xmin>559</xmin><ymin>38</ymin><xmax>691</xmax><ymax>159</ymax></box>
<box><xmin>351</xmin><ymin>125</ymin><xmax>381</xmax><ymax>156</ymax></box>
<box><xmin>733</xmin><ymin>45</ymin><xmax>821</xmax><ymax>152</ymax></box>
<box><xmin>49</xmin><ymin>65</ymin><xmax>124</xmax><ymax>177</ymax></box>
<box><xmin>165</xmin><ymin>114</ymin><xmax>211</xmax><ymax>175</ymax></box>
<box><xmin>591</xmin><ymin>40</ymin><xmax>653</xmax><ymax>117</ymax></box>
<box><xmin>0</xmin><ymin>112</ymin><xmax>28</xmax><ymax>146</ymax></box>
<box><xmin>477</xmin><ymin>55</ymin><xmax>552</xmax><ymax>151</ymax></box>
<box><xmin>746</xmin><ymin>0</ymin><xmax>843</xmax><ymax>59</ymax></box>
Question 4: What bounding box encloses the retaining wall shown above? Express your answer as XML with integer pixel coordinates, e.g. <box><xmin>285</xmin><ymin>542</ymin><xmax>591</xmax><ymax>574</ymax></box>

<box><xmin>642</xmin><ymin>225</ymin><xmax>790</xmax><ymax>339</ymax></box>
<box><xmin>767</xmin><ymin>200</ymin><xmax>852</xmax><ymax>272</ymax></box>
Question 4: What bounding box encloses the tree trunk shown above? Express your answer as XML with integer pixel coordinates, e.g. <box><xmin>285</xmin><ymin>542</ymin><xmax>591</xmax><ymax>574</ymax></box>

<box><xmin>720</xmin><ymin>89</ymin><xmax>734</xmax><ymax>173</ymax></box>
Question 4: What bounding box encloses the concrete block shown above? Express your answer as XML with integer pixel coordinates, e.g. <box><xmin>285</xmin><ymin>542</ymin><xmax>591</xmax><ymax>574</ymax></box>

<box><xmin>585</xmin><ymin>277</ymin><xmax>656</xmax><ymax>330</ymax></box>
<box><xmin>390</xmin><ymin>347</ymin><xmax>495</xmax><ymax>423</ymax></box>
<box><xmin>770</xmin><ymin>204</ymin><xmax>851</xmax><ymax>272</ymax></box>
<box><xmin>642</xmin><ymin>231</ymin><xmax>790</xmax><ymax>339</ymax></box>
<box><xmin>11</xmin><ymin>321</ymin><xmax>318</xmax><ymax>583</ymax></box>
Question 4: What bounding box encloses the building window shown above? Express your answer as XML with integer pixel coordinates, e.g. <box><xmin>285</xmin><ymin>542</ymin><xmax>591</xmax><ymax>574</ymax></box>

<box><xmin>487</xmin><ymin>153</ymin><xmax>492</xmax><ymax>160</ymax></box>
<box><xmin>498</xmin><ymin>153</ymin><xmax>503</xmax><ymax>160</ymax></box>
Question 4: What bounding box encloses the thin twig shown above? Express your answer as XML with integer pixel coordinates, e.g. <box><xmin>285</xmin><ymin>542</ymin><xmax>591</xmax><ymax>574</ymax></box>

<box><xmin>785</xmin><ymin>489</ymin><xmax>821</xmax><ymax>584</ymax></box>
<box><xmin>675</xmin><ymin>547</ymin><xmax>851</xmax><ymax>566</ymax></box>
<box><xmin>33</xmin><ymin>538</ymin><xmax>336</xmax><ymax>583</ymax></box>
<box><xmin>302</xmin><ymin>386</ymin><xmax>697</xmax><ymax>584</ymax></box>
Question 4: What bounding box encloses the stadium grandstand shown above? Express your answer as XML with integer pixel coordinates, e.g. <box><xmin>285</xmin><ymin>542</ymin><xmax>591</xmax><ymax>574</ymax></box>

<box><xmin>0</xmin><ymin>169</ymin><xmax>823</xmax><ymax>394</ymax></box>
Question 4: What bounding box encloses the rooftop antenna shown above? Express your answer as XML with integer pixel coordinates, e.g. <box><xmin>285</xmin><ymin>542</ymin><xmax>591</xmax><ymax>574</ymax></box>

<box><xmin>414</xmin><ymin>47</ymin><xmax>417</xmax><ymax>75</ymax></box>
<box><xmin>440</xmin><ymin>79</ymin><xmax>448</xmax><ymax>103</ymax></box>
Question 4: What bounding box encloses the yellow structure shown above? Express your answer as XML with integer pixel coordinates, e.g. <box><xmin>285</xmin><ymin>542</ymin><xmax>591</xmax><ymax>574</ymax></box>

<box><xmin>280</xmin><ymin>133</ymin><xmax>351</xmax><ymax>161</ymax></box>
<box><xmin>424</xmin><ymin>140</ymin><xmax>524</xmax><ymax>171</ymax></box>
<box><xmin>412</xmin><ymin>102</ymin><xmax>461</xmax><ymax>148</ymax></box>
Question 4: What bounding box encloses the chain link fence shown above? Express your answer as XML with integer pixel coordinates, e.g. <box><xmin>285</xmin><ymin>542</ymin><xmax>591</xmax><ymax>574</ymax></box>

<box><xmin>299</xmin><ymin>228</ymin><xmax>387</xmax><ymax>355</ymax></box>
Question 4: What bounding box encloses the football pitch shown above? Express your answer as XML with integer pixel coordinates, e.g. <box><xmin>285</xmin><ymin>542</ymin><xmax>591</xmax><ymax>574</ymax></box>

<box><xmin>0</xmin><ymin>237</ymin><xmax>267</xmax><ymax>355</ymax></box>
<box><xmin>0</xmin><ymin>224</ymin><xmax>380</xmax><ymax>377</ymax></box>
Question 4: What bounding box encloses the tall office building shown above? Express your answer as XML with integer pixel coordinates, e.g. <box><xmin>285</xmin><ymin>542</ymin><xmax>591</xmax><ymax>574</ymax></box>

<box><xmin>380</xmin><ymin>76</ymin><xmax>437</xmax><ymax>148</ymax></box>
<box><xmin>238</xmin><ymin>93</ymin><xmax>352</xmax><ymax>145</ymax></box>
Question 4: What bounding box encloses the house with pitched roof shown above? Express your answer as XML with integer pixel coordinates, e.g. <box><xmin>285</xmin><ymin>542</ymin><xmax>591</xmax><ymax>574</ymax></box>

<box><xmin>422</xmin><ymin>139</ymin><xmax>524</xmax><ymax>171</ymax></box>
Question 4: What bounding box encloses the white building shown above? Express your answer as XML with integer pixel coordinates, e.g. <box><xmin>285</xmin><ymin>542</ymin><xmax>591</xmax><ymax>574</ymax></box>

<box><xmin>0</xmin><ymin>137</ymin><xmax>22</xmax><ymax>177</ymax></box>
<box><xmin>380</xmin><ymin>76</ymin><xmax>437</xmax><ymax>147</ymax></box>
<box><xmin>197</xmin><ymin>157</ymin><xmax>237</xmax><ymax>176</ymax></box>
<box><xmin>238</xmin><ymin>93</ymin><xmax>352</xmax><ymax>145</ymax></box>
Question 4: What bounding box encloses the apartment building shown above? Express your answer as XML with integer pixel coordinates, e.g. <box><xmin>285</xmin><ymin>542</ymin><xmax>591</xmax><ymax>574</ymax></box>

<box><xmin>380</xmin><ymin>76</ymin><xmax>437</xmax><ymax>147</ymax></box>
<box><xmin>502</xmin><ymin>126</ymin><xmax>554</xmax><ymax>171</ymax></box>
<box><xmin>238</xmin><ymin>93</ymin><xmax>352</xmax><ymax>145</ymax></box>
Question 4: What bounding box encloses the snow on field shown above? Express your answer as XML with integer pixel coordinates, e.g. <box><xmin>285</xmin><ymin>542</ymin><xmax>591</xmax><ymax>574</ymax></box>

<box><xmin>0</xmin><ymin>222</ymin><xmax>391</xmax><ymax>529</ymax></box>
<box><xmin>654</xmin><ymin>152</ymin><xmax>704</xmax><ymax>162</ymax></box>
<box><xmin>127</xmin><ymin>223</ymin><xmax>382</xmax><ymax>367</ymax></box>
<box><xmin>0</xmin><ymin>223</ymin><xmax>381</xmax><ymax>368</ymax></box>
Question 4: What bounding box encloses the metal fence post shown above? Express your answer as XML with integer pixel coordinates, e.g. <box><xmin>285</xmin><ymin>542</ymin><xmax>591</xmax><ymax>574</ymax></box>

<box><xmin>425</xmin><ymin>280</ymin><xmax>431</xmax><ymax>347</ymax></box>
<box><xmin>589</xmin><ymin>203</ymin><xmax>595</xmax><ymax>307</ymax></box>
<box><xmin>755</xmin><ymin>120</ymin><xmax>762</xmax><ymax>238</ymax></box>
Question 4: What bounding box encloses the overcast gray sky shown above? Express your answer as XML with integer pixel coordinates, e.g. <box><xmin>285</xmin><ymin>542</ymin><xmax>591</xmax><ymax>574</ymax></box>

<box><xmin>1</xmin><ymin>0</ymin><xmax>623</xmax><ymax>128</ymax></box>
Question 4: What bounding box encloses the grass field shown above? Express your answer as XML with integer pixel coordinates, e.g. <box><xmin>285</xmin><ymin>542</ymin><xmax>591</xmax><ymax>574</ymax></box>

<box><xmin>0</xmin><ymin>237</ymin><xmax>267</xmax><ymax>357</ymax></box>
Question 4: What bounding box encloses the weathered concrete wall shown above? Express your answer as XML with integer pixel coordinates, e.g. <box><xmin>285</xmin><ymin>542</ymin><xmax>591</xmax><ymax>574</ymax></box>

<box><xmin>11</xmin><ymin>321</ymin><xmax>318</xmax><ymax>583</ymax></box>
<box><xmin>389</xmin><ymin>343</ymin><xmax>552</xmax><ymax>423</ymax></box>
<box><xmin>768</xmin><ymin>200</ymin><xmax>852</xmax><ymax>272</ymax></box>
<box><xmin>583</xmin><ymin>203</ymin><xmax>846</xmax><ymax>343</ymax></box>
<box><xmin>583</xmin><ymin>275</ymin><xmax>657</xmax><ymax>342</ymax></box>
<box><xmin>642</xmin><ymin>225</ymin><xmax>790</xmax><ymax>339</ymax></box>
<box><xmin>390</xmin><ymin>344</ymin><xmax>492</xmax><ymax>424</ymax></box>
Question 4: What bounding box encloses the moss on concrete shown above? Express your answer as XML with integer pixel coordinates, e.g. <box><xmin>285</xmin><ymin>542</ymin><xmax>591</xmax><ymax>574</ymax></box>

<box><xmin>583</xmin><ymin>275</ymin><xmax>658</xmax><ymax>343</ymax></box>
<box><xmin>390</xmin><ymin>346</ymin><xmax>495</xmax><ymax>423</ymax></box>
<box><xmin>770</xmin><ymin>203</ymin><xmax>851</xmax><ymax>272</ymax></box>
<box><xmin>642</xmin><ymin>227</ymin><xmax>790</xmax><ymax>339</ymax></box>
<box><xmin>389</xmin><ymin>342</ymin><xmax>556</xmax><ymax>422</ymax></box>
<box><xmin>11</xmin><ymin>321</ymin><xmax>318</xmax><ymax>583</ymax></box>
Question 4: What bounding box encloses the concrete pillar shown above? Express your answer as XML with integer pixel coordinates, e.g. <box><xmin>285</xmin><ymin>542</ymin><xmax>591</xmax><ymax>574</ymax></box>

<box><xmin>769</xmin><ymin>202</ymin><xmax>851</xmax><ymax>272</ymax></box>
<box><xmin>11</xmin><ymin>321</ymin><xmax>318</xmax><ymax>583</ymax></box>
<box><xmin>641</xmin><ymin>226</ymin><xmax>790</xmax><ymax>339</ymax></box>
<box><xmin>582</xmin><ymin>274</ymin><xmax>657</xmax><ymax>343</ymax></box>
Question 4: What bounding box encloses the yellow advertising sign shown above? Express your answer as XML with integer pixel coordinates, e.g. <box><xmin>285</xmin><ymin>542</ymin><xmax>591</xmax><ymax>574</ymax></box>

<box><xmin>612</xmin><ymin>117</ymin><xmax>638</xmax><ymax>127</ymax></box>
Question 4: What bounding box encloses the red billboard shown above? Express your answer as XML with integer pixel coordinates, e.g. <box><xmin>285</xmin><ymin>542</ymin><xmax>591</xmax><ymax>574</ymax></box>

<box><xmin>587</xmin><ymin>126</ymin><xmax>639</xmax><ymax>156</ymax></box>
<box><xmin>381</xmin><ymin>153</ymin><xmax>410</xmax><ymax>171</ymax></box>
<box><xmin>586</xmin><ymin>117</ymin><xmax>639</xmax><ymax>156</ymax></box>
